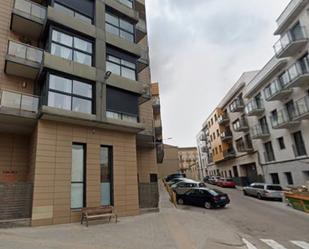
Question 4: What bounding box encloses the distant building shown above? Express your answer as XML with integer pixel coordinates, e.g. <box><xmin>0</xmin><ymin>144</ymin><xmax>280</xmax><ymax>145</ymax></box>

<box><xmin>158</xmin><ymin>144</ymin><xmax>180</xmax><ymax>179</ymax></box>
<box><xmin>178</xmin><ymin>147</ymin><xmax>199</xmax><ymax>181</ymax></box>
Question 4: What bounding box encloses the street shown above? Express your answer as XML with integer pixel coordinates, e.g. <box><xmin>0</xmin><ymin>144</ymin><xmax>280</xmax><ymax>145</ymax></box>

<box><xmin>177</xmin><ymin>185</ymin><xmax>309</xmax><ymax>249</ymax></box>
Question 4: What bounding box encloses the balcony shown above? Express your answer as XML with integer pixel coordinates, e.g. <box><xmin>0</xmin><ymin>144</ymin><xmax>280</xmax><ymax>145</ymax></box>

<box><xmin>136</xmin><ymin>17</ymin><xmax>147</xmax><ymax>43</ymax></box>
<box><xmin>0</xmin><ymin>89</ymin><xmax>39</xmax><ymax>133</ymax></box>
<box><xmin>245</xmin><ymin>99</ymin><xmax>265</xmax><ymax>116</ymax></box>
<box><xmin>223</xmin><ymin>148</ymin><xmax>236</xmax><ymax>160</ymax></box>
<box><xmin>230</xmin><ymin>98</ymin><xmax>245</xmax><ymax>112</ymax></box>
<box><xmin>264</xmin><ymin>79</ymin><xmax>292</xmax><ymax>102</ymax></box>
<box><xmin>281</xmin><ymin>60</ymin><xmax>309</xmax><ymax>89</ymax></box>
<box><xmin>294</xmin><ymin>95</ymin><xmax>309</xmax><ymax>120</ymax></box>
<box><xmin>200</xmin><ymin>133</ymin><xmax>207</xmax><ymax>141</ymax></box>
<box><xmin>270</xmin><ymin>108</ymin><xmax>300</xmax><ymax>129</ymax></box>
<box><xmin>220</xmin><ymin>131</ymin><xmax>233</xmax><ymax>141</ymax></box>
<box><xmin>11</xmin><ymin>0</ymin><xmax>46</xmax><ymax>40</ymax></box>
<box><xmin>233</xmin><ymin>119</ymin><xmax>249</xmax><ymax>132</ymax></box>
<box><xmin>137</xmin><ymin>48</ymin><xmax>149</xmax><ymax>73</ymax></box>
<box><xmin>218</xmin><ymin>114</ymin><xmax>229</xmax><ymax>125</ymax></box>
<box><xmin>156</xmin><ymin>142</ymin><xmax>164</xmax><ymax>164</ymax></box>
<box><xmin>236</xmin><ymin>139</ymin><xmax>254</xmax><ymax>153</ymax></box>
<box><xmin>201</xmin><ymin>146</ymin><xmax>208</xmax><ymax>153</ymax></box>
<box><xmin>154</xmin><ymin>119</ymin><xmax>162</xmax><ymax>135</ymax></box>
<box><xmin>152</xmin><ymin>97</ymin><xmax>160</xmax><ymax>114</ymax></box>
<box><xmin>251</xmin><ymin>124</ymin><xmax>270</xmax><ymax>140</ymax></box>
<box><xmin>5</xmin><ymin>40</ymin><xmax>43</xmax><ymax>80</ymax></box>
<box><xmin>274</xmin><ymin>0</ymin><xmax>308</xmax><ymax>35</ymax></box>
<box><xmin>274</xmin><ymin>26</ymin><xmax>308</xmax><ymax>58</ymax></box>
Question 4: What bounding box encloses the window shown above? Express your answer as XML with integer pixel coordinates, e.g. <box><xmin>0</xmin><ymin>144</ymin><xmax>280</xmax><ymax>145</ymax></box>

<box><xmin>51</xmin><ymin>29</ymin><xmax>93</xmax><ymax>66</ymax></box>
<box><xmin>236</xmin><ymin>138</ymin><xmax>245</xmax><ymax>152</ymax></box>
<box><xmin>118</xmin><ymin>0</ymin><xmax>133</xmax><ymax>8</ymax></box>
<box><xmin>219</xmin><ymin>145</ymin><xmax>222</xmax><ymax>153</ymax></box>
<box><xmin>293</xmin><ymin>131</ymin><xmax>307</xmax><ymax>157</ymax></box>
<box><xmin>213</xmin><ymin>132</ymin><xmax>215</xmax><ymax>139</ymax></box>
<box><xmin>233</xmin><ymin>119</ymin><xmax>240</xmax><ymax>131</ymax></box>
<box><xmin>277</xmin><ymin>137</ymin><xmax>285</xmax><ymax>150</ymax></box>
<box><xmin>270</xmin><ymin>173</ymin><xmax>280</xmax><ymax>184</ymax></box>
<box><xmin>264</xmin><ymin>141</ymin><xmax>275</xmax><ymax>162</ymax></box>
<box><xmin>214</xmin><ymin>114</ymin><xmax>217</xmax><ymax>121</ymax></box>
<box><xmin>216</xmin><ymin>129</ymin><xmax>220</xmax><ymax>137</ymax></box>
<box><xmin>100</xmin><ymin>146</ymin><xmax>113</xmax><ymax>206</ymax></box>
<box><xmin>105</xmin><ymin>12</ymin><xmax>135</xmax><ymax>42</ymax></box>
<box><xmin>47</xmin><ymin>74</ymin><xmax>94</xmax><ymax>114</ymax></box>
<box><xmin>106</xmin><ymin>54</ymin><xmax>136</xmax><ymax>80</ymax></box>
<box><xmin>71</xmin><ymin>144</ymin><xmax>85</xmax><ymax>209</ymax></box>
<box><xmin>54</xmin><ymin>2</ymin><xmax>92</xmax><ymax>24</ymax></box>
<box><xmin>215</xmin><ymin>147</ymin><xmax>218</xmax><ymax>154</ymax></box>
<box><xmin>284</xmin><ymin>172</ymin><xmax>294</xmax><ymax>185</ymax></box>
<box><xmin>285</xmin><ymin>100</ymin><xmax>296</xmax><ymax>121</ymax></box>
<box><xmin>150</xmin><ymin>174</ymin><xmax>158</xmax><ymax>183</ymax></box>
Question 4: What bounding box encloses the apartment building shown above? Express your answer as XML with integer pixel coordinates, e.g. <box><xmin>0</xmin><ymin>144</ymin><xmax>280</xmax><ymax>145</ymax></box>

<box><xmin>244</xmin><ymin>0</ymin><xmax>309</xmax><ymax>187</ymax></box>
<box><xmin>198</xmin><ymin>72</ymin><xmax>265</xmax><ymax>186</ymax></box>
<box><xmin>158</xmin><ymin>144</ymin><xmax>179</xmax><ymax>179</ymax></box>
<box><xmin>0</xmin><ymin>0</ymin><xmax>159</xmax><ymax>226</ymax></box>
<box><xmin>178</xmin><ymin>147</ymin><xmax>199</xmax><ymax>180</ymax></box>
<box><xmin>196</xmin><ymin>130</ymin><xmax>208</xmax><ymax>180</ymax></box>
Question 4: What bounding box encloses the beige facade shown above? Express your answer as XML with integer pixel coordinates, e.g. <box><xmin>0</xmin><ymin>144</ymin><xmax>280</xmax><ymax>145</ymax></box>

<box><xmin>0</xmin><ymin>0</ymin><xmax>159</xmax><ymax>226</ymax></box>
<box><xmin>178</xmin><ymin>147</ymin><xmax>199</xmax><ymax>181</ymax></box>
<box><xmin>158</xmin><ymin>144</ymin><xmax>179</xmax><ymax>179</ymax></box>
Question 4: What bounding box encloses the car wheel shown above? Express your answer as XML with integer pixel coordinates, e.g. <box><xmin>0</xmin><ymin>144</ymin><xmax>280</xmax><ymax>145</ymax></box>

<box><xmin>243</xmin><ymin>190</ymin><xmax>248</xmax><ymax>196</ymax></box>
<box><xmin>177</xmin><ymin>198</ymin><xmax>184</xmax><ymax>205</ymax></box>
<box><xmin>204</xmin><ymin>201</ymin><xmax>212</xmax><ymax>209</ymax></box>
<box><xmin>257</xmin><ymin>193</ymin><xmax>263</xmax><ymax>200</ymax></box>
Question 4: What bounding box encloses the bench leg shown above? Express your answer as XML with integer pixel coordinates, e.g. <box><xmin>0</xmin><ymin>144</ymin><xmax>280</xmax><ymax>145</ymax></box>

<box><xmin>115</xmin><ymin>215</ymin><xmax>118</xmax><ymax>223</ymax></box>
<box><xmin>86</xmin><ymin>218</ymin><xmax>89</xmax><ymax>227</ymax></box>
<box><xmin>109</xmin><ymin>216</ymin><xmax>111</xmax><ymax>223</ymax></box>
<box><xmin>81</xmin><ymin>214</ymin><xmax>84</xmax><ymax>225</ymax></box>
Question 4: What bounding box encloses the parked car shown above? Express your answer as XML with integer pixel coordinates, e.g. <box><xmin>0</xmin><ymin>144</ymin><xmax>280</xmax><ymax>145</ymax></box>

<box><xmin>208</xmin><ymin>176</ymin><xmax>222</xmax><ymax>185</ymax></box>
<box><xmin>203</xmin><ymin>176</ymin><xmax>210</xmax><ymax>183</ymax></box>
<box><xmin>171</xmin><ymin>180</ymin><xmax>207</xmax><ymax>195</ymax></box>
<box><xmin>243</xmin><ymin>183</ymin><xmax>283</xmax><ymax>200</ymax></box>
<box><xmin>217</xmin><ymin>178</ymin><xmax>236</xmax><ymax>188</ymax></box>
<box><xmin>167</xmin><ymin>177</ymin><xmax>186</xmax><ymax>186</ymax></box>
<box><xmin>177</xmin><ymin>188</ymin><xmax>230</xmax><ymax>209</ymax></box>
<box><xmin>165</xmin><ymin>173</ymin><xmax>186</xmax><ymax>182</ymax></box>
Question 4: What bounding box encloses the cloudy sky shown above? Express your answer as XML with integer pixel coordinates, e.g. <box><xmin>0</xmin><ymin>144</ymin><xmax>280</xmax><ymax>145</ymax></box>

<box><xmin>145</xmin><ymin>0</ymin><xmax>290</xmax><ymax>147</ymax></box>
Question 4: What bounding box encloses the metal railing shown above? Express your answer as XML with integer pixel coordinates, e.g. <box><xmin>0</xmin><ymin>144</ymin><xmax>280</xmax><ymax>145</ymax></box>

<box><xmin>218</xmin><ymin>113</ymin><xmax>229</xmax><ymax>124</ymax></box>
<box><xmin>220</xmin><ymin>131</ymin><xmax>233</xmax><ymax>140</ymax></box>
<box><xmin>251</xmin><ymin>123</ymin><xmax>270</xmax><ymax>138</ymax></box>
<box><xmin>14</xmin><ymin>0</ymin><xmax>46</xmax><ymax>20</ymax></box>
<box><xmin>8</xmin><ymin>40</ymin><xmax>43</xmax><ymax>64</ymax></box>
<box><xmin>136</xmin><ymin>18</ymin><xmax>147</xmax><ymax>33</ymax></box>
<box><xmin>294</xmin><ymin>95</ymin><xmax>309</xmax><ymax>117</ymax></box>
<box><xmin>264</xmin><ymin>79</ymin><xmax>285</xmax><ymax>101</ymax></box>
<box><xmin>0</xmin><ymin>89</ymin><xmax>39</xmax><ymax>113</ymax></box>
<box><xmin>274</xmin><ymin>26</ymin><xmax>307</xmax><ymax>56</ymax></box>
<box><xmin>230</xmin><ymin>98</ymin><xmax>244</xmax><ymax>112</ymax></box>
<box><xmin>245</xmin><ymin>99</ymin><xmax>264</xmax><ymax>114</ymax></box>
<box><xmin>233</xmin><ymin>118</ymin><xmax>249</xmax><ymax>131</ymax></box>
<box><xmin>281</xmin><ymin>59</ymin><xmax>309</xmax><ymax>89</ymax></box>
<box><xmin>270</xmin><ymin>108</ymin><xmax>297</xmax><ymax>128</ymax></box>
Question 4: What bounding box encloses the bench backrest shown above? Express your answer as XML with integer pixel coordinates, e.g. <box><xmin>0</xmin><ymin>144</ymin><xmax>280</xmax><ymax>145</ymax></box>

<box><xmin>82</xmin><ymin>206</ymin><xmax>114</xmax><ymax>216</ymax></box>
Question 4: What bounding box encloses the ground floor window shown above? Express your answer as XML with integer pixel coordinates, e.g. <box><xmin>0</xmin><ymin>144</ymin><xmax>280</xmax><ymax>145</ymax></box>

<box><xmin>71</xmin><ymin>143</ymin><xmax>86</xmax><ymax>209</ymax></box>
<box><xmin>233</xmin><ymin>166</ymin><xmax>239</xmax><ymax>177</ymax></box>
<box><xmin>284</xmin><ymin>172</ymin><xmax>294</xmax><ymax>185</ymax></box>
<box><xmin>270</xmin><ymin>173</ymin><xmax>280</xmax><ymax>184</ymax></box>
<box><xmin>100</xmin><ymin>146</ymin><xmax>113</xmax><ymax>206</ymax></box>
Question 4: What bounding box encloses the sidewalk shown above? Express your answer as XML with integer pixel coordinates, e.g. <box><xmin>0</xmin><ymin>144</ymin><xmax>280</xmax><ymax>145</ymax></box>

<box><xmin>0</xmin><ymin>182</ymin><xmax>247</xmax><ymax>249</ymax></box>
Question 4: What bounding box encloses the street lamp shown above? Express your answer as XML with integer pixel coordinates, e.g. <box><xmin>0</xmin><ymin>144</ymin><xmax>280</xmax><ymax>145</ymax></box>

<box><xmin>101</xmin><ymin>71</ymin><xmax>112</xmax><ymax>98</ymax></box>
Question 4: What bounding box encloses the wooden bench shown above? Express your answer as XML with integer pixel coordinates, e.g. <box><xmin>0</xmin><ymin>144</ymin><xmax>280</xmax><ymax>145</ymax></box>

<box><xmin>81</xmin><ymin>206</ymin><xmax>117</xmax><ymax>227</ymax></box>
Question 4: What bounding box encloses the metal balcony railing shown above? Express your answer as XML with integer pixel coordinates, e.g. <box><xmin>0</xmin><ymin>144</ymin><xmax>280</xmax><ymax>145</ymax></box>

<box><xmin>218</xmin><ymin>113</ymin><xmax>229</xmax><ymax>124</ymax></box>
<box><xmin>14</xmin><ymin>0</ymin><xmax>46</xmax><ymax>20</ymax></box>
<box><xmin>294</xmin><ymin>95</ymin><xmax>309</xmax><ymax>118</ymax></box>
<box><xmin>251</xmin><ymin>124</ymin><xmax>270</xmax><ymax>139</ymax></box>
<box><xmin>281</xmin><ymin>59</ymin><xmax>309</xmax><ymax>89</ymax></box>
<box><xmin>264</xmin><ymin>79</ymin><xmax>288</xmax><ymax>101</ymax></box>
<box><xmin>233</xmin><ymin>118</ymin><xmax>249</xmax><ymax>132</ymax></box>
<box><xmin>220</xmin><ymin>131</ymin><xmax>233</xmax><ymax>140</ymax></box>
<box><xmin>230</xmin><ymin>98</ymin><xmax>245</xmax><ymax>112</ymax></box>
<box><xmin>8</xmin><ymin>40</ymin><xmax>43</xmax><ymax>64</ymax></box>
<box><xmin>245</xmin><ymin>99</ymin><xmax>264</xmax><ymax>115</ymax></box>
<box><xmin>274</xmin><ymin>26</ymin><xmax>307</xmax><ymax>56</ymax></box>
<box><xmin>270</xmin><ymin>108</ymin><xmax>297</xmax><ymax>129</ymax></box>
<box><xmin>0</xmin><ymin>89</ymin><xmax>39</xmax><ymax>113</ymax></box>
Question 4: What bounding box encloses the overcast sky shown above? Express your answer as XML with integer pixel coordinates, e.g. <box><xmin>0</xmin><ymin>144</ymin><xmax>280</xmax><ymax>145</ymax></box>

<box><xmin>145</xmin><ymin>0</ymin><xmax>290</xmax><ymax>148</ymax></box>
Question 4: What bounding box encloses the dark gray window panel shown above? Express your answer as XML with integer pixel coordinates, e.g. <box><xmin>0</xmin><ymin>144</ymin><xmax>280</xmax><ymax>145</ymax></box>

<box><xmin>54</xmin><ymin>0</ymin><xmax>94</xmax><ymax>18</ymax></box>
<box><xmin>106</xmin><ymin>86</ymin><xmax>139</xmax><ymax>116</ymax></box>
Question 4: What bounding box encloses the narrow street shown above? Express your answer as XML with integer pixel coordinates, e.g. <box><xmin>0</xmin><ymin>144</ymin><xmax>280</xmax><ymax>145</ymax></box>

<box><xmin>178</xmin><ymin>185</ymin><xmax>309</xmax><ymax>249</ymax></box>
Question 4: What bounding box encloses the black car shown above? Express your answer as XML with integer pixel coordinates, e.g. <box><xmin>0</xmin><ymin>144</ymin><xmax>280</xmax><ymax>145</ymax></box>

<box><xmin>176</xmin><ymin>188</ymin><xmax>230</xmax><ymax>209</ymax></box>
<box><xmin>165</xmin><ymin>173</ymin><xmax>186</xmax><ymax>182</ymax></box>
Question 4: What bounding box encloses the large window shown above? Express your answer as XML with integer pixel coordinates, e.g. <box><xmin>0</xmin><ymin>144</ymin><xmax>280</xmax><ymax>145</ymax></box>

<box><xmin>264</xmin><ymin>141</ymin><xmax>275</xmax><ymax>162</ymax></box>
<box><xmin>54</xmin><ymin>2</ymin><xmax>92</xmax><ymax>24</ymax></box>
<box><xmin>106</xmin><ymin>12</ymin><xmax>135</xmax><ymax>42</ymax></box>
<box><xmin>51</xmin><ymin>29</ymin><xmax>93</xmax><ymax>66</ymax></box>
<box><xmin>47</xmin><ymin>74</ymin><xmax>94</xmax><ymax>114</ymax></box>
<box><xmin>106</xmin><ymin>54</ymin><xmax>136</xmax><ymax>80</ymax></box>
<box><xmin>71</xmin><ymin>144</ymin><xmax>86</xmax><ymax>209</ymax></box>
<box><xmin>293</xmin><ymin>131</ymin><xmax>307</xmax><ymax>157</ymax></box>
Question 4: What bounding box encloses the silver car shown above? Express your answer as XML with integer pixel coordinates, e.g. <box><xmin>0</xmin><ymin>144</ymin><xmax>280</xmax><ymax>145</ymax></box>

<box><xmin>243</xmin><ymin>183</ymin><xmax>283</xmax><ymax>200</ymax></box>
<box><xmin>172</xmin><ymin>180</ymin><xmax>206</xmax><ymax>195</ymax></box>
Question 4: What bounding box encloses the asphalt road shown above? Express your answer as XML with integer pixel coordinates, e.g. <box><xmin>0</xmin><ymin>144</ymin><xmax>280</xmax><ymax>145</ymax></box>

<box><xmin>177</xmin><ymin>185</ymin><xmax>309</xmax><ymax>249</ymax></box>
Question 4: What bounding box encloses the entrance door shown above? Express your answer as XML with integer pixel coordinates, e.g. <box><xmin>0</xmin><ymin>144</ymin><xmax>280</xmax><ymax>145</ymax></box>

<box><xmin>243</xmin><ymin>163</ymin><xmax>258</xmax><ymax>184</ymax></box>
<box><xmin>100</xmin><ymin>146</ymin><xmax>113</xmax><ymax>206</ymax></box>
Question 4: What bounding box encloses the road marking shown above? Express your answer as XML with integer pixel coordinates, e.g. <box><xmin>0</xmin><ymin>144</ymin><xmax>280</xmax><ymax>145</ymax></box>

<box><xmin>242</xmin><ymin>238</ymin><xmax>257</xmax><ymax>249</ymax></box>
<box><xmin>260</xmin><ymin>239</ymin><xmax>287</xmax><ymax>249</ymax></box>
<box><xmin>291</xmin><ymin>241</ymin><xmax>309</xmax><ymax>249</ymax></box>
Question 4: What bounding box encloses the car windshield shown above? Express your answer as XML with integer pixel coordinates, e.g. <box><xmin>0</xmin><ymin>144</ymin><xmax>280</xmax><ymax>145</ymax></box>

<box><xmin>199</xmin><ymin>183</ymin><xmax>206</xmax><ymax>187</ymax></box>
<box><xmin>207</xmin><ymin>189</ymin><xmax>222</xmax><ymax>196</ymax></box>
<box><xmin>267</xmin><ymin>185</ymin><xmax>282</xmax><ymax>191</ymax></box>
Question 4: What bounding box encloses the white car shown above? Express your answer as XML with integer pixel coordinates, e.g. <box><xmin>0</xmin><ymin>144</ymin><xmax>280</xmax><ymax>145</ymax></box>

<box><xmin>171</xmin><ymin>179</ymin><xmax>206</xmax><ymax>195</ymax></box>
<box><xmin>243</xmin><ymin>183</ymin><xmax>283</xmax><ymax>200</ymax></box>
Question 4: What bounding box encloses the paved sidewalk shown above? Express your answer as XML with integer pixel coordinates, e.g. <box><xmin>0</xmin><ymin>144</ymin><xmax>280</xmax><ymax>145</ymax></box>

<box><xmin>0</xmin><ymin>182</ymin><xmax>246</xmax><ymax>249</ymax></box>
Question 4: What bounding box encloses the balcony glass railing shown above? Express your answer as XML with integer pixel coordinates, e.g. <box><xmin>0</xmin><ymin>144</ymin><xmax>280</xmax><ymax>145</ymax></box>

<box><xmin>218</xmin><ymin>114</ymin><xmax>229</xmax><ymax>123</ymax></box>
<box><xmin>220</xmin><ymin>131</ymin><xmax>233</xmax><ymax>139</ymax></box>
<box><xmin>230</xmin><ymin>98</ymin><xmax>244</xmax><ymax>112</ymax></box>
<box><xmin>270</xmin><ymin>108</ymin><xmax>297</xmax><ymax>128</ymax></box>
<box><xmin>295</xmin><ymin>95</ymin><xmax>309</xmax><ymax>117</ymax></box>
<box><xmin>245</xmin><ymin>99</ymin><xmax>264</xmax><ymax>114</ymax></box>
<box><xmin>282</xmin><ymin>60</ymin><xmax>309</xmax><ymax>88</ymax></box>
<box><xmin>14</xmin><ymin>0</ymin><xmax>46</xmax><ymax>20</ymax></box>
<box><xmin>274</xmin><ymin>26</ymin><xmax>307</xmax><ymax>55</ymax></box>
<box><xmin>8</xmin><ymin>40</ymin><xmax>43</xmax><ymax>63</ymax></box>
<box><xmin>0</xmin><ymin>89</ymin><xmax>39</xmax><ymax>113</ymax></box>
<box><xmin>251</xmin><ymin>124</ymin><xmax>270</xmax><ymax>138</ymax></box>
<box><xmin>264</xmin><ymin>79</ymin><xmax>285</xmax><ymax>100</ymax></box>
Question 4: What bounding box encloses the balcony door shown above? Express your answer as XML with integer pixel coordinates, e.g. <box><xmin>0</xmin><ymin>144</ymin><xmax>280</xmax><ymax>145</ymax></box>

<box><xmin>293</xmin><ymin>131</ymin><xmax>307</xmax><ymax>157</ymax></box>
<box><xmin>100</xmin><ymin>146</ymin><xmax>113</xmax><ymax>206</ymax></box>
<box><xmin>285</xmin><ymin>100</ymin><xmax>296</xmax><ymax>120</ymax></box>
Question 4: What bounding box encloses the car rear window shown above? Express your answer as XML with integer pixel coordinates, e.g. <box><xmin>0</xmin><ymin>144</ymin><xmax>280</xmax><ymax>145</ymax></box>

<box><xmin>207</xmin><ymin>189</ymin><xmax>222</xmax><ymax>196</ymax></box>
<box><xmin>199</xmin><ymin>183</ymin><xmax>206</xmax><ymax>187</ymax></box>
<box><xmin>267</xmin><ymin>185</ymin><xmax>282</xmax><ymax>191</ymax></box>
